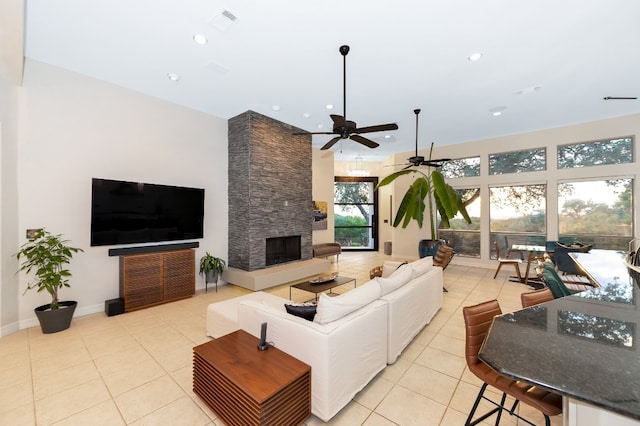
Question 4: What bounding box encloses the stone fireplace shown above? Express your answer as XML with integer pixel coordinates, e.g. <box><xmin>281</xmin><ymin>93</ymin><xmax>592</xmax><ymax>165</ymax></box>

<box><xmin>227</xmin><ymin>111</ymin><xmax>313</xmax><ymax>272</ymax></box>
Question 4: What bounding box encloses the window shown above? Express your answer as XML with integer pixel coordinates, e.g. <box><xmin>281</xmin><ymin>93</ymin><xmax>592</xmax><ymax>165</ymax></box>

<box><xmin>558</xmin><ymin>137</ymin><xmax>633</xmax><ymax>169</ymax></box>
<box><xmin>440</xmin><ymin>157</ymin><xmax>480</xmax><ymax>178</ymax></box>
<box><xmin>489</xmin><ymin>148</ymin><xmax>546</xmax><ymax>175</ymax></box>
<box><xmin>558</xmin><ymin>179</ymin><xmax>633</xmax><ymax>250</ymax></box>
<box><xmin>334</xmin><ymin>177</ymin><xmax>378</xmax><ymax>250</ymax></box>
<box><xmin>490</xmin><ymin>184</ymin><xmax>546</xmax><ymax>257</ymax></box>
<box><xmin>439</xmin><ymin>188</ymin><xmax>481</xmax><ymax>257</ymax></box>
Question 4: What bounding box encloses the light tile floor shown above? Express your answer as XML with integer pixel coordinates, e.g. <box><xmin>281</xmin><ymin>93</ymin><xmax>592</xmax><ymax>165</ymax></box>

<box><xmin>0</xmin><ymin>252</ymin><xmax>562</xmax><ymax>425</ymax></box>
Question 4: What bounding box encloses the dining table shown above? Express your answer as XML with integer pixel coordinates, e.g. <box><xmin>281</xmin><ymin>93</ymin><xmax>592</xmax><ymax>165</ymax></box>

<box><xmin>510</xmin><ymin>244</ymin><xmax>547</xmax><ymax>285</ymax></box>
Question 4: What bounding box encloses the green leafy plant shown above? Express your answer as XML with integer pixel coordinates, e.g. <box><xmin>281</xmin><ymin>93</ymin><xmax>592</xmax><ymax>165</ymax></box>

<box><xmin>199</xmin><ymin>252</ymin><xmax>226</xmax><ymax>277</ymax></box>
<box><xmin>15</xmin><ymin>229</ymin><xmax>83</xmax><ymax>309</ymax></box>
<box><xmin>378</xmin><ymin>142</ymin><xmax>471</xmax><ymax>238</ymax></box>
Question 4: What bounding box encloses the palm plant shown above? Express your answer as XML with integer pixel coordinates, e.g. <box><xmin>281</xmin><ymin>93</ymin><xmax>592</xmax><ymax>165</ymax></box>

<box><xmin>378</xmin><ymin>142</ymin><xmax>471</xmax><ymax>240</ymax></box>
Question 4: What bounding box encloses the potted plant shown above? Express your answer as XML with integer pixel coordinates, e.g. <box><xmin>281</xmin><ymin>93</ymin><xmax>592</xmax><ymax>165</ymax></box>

<box><xmin>378</xmin><ymin>141</ymin><xmax>472</xmax><ymax>257</ymax></box>
<box><xmin>199</xmin><ymin>252</ymin><xmax>226</xmax><ymax>292</ymax></box>
<box><xmin>15</xmin><ymin>228</ymin><xmax>83</xmax><ymax>333</ymax></box>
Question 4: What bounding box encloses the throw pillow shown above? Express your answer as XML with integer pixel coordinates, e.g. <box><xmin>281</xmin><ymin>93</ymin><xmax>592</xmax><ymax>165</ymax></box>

<box><xmin>314</xmin><ymin>279</ymin><xmax>381</xmax><ymax>325</ymax></box>
<box><xmin>377</xmin><ymin>263</ymin><xmax>412</xmax><ymax>296</ymax></box>
<box><xmin>284</xmin><ymin>302</ymin><xmax>317</xmax><ymax>321</ymax></box>
<box><xmin>409</xmin><ymin>256</ymin><xmax>434</xmax><ymax>279</ymax></box>
<box><xmin>381</xmin><ymin>260</ymin><xmax>406</xmax><ymax>278</ymax></box>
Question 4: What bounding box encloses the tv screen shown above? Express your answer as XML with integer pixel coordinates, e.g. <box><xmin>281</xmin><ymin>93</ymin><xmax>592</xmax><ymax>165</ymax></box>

<box><xmin>91</xmin><ymin>178</ymin><xmax>204</xmax><ymax>246</ymax></box>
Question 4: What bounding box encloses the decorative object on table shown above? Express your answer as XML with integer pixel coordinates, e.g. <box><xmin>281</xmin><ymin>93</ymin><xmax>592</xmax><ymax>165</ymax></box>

<box><xmin>377</xmin><ymin>109</ymin><xmax>471</xmax><ymax>258</ymax></box>
<box><xmin>199</xmin><ymin>252</ymin><xmax>226</xmax><ymax>293</ymax></box>
<box><xmin>310</xmin><ymin>272</ymin><xmax>338</xmax><ymax>284</ymax></box>
<box><xmin>15</xmin><ymin>228</ymin><xmax>83</xmax><ymax>334</ymax></box>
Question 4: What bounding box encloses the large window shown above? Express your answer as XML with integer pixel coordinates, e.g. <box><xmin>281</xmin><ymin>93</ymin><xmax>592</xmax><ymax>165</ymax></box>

<box><xmin>334</xmin><ymin>177</ymin><xmax>378</xmax><ymax>250</ymax></box>
<box><xmin>489</xmin><ymin>148</ymin><xmax>546</xmax><ymax>175</ymax></box>
<box><xmin>558</xmin><ymin>179</ymin><xmax>633</xmax><ymax>250</ymax></box>
<box><xmin>440</xmin><ymin>157</ymin><xmax>480</xmax><ymax>178</ymax></box>
<box><xmin>439</xmin><ymin>188</ymin><xmax>481</xmax><ymax>257</ymax></box>
<box><xmin>490</xmin><ymin>184</ymin><xmax>546</xmax><ymax>257</ymax></box>
<box><xmin>558</xmin><ymin>137</ymin><xmax>633</xmax><ymax>169</ymax></box>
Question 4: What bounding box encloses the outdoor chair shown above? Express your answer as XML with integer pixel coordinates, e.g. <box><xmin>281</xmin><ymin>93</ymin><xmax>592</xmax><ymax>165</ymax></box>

<box><xmin>492</xmin><ymin>241</ymin><xmax>522</xmax><ymax>281</ymax></box>
<box><xmin>463</xmin><ymin>300</ymin><xmax>562</xmax><ymax>425</ymax></box>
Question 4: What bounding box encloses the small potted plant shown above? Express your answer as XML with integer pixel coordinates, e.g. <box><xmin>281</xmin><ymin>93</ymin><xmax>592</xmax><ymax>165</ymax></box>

<box><xmin>199</xmin><ymin>252</ymin><xmax>226</xmax><ymax>292</ymax></box>
<box><xmin>15</xmin><ymin>228</ymin><xmax>83</xmax><ymax>333</ymax></box>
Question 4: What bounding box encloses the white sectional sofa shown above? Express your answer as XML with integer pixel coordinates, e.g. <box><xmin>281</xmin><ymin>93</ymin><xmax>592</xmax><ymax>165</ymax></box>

<box><xmin>228</xmin><ymin>256</ymin><xmax>443</xmax><ymax>422</ymax></box>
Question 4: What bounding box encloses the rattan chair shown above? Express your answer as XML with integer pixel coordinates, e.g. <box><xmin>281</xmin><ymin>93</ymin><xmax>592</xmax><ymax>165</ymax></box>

<box><xmin>463</xmin><ymin>300</ymin><xmax>562</xmax><ymax>425</ymax></box>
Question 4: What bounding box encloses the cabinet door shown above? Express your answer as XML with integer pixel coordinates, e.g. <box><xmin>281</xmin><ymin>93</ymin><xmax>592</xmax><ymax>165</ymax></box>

<box><xmin>120</xmin><ymin>254</ymin><xmax>163</xmax><ymax>311</ymax></box>
<box><xmin>163</xmin><ymin>250</ymin><xmax>195</xmax><ymax>300</ymax></box>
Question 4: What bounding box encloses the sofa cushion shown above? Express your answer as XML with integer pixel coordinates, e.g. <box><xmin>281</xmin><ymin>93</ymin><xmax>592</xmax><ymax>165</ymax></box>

<box><xmin>409</xmin><ymin>256</ymin><xmax>434</xmax><ymax>279</ymax></box>
<box><xmin>314</xmin><ymin>279</ymin><xmax>381</xmax><ymax>324</ymax></box>
<box><xmin>377</xmin><ymin>264</ymin><xmax>412</xmax><ymax>296</ymax></box>
<box><xmin>284</xmin><ymin>302</ymin><xmax>317</xmax><ymax>321</ymax></box>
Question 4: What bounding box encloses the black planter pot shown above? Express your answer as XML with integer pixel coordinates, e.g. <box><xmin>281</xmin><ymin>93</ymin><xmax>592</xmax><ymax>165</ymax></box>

<box><xmin>34</xmin><ymin>301</ymin><xmax>77</xmax><ymax>334</ymax></box>
<box><xmin>418</xmin><ymin>239</ymin><xmax>444</xmax><ymax>258</ymax></box>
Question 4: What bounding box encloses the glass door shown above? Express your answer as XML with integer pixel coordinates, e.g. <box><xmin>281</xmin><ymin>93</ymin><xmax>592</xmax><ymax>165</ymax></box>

<box><xmin>334</xmin><ymin>177</ymin><xmax>378</xmax><ymax>251</ymax></box>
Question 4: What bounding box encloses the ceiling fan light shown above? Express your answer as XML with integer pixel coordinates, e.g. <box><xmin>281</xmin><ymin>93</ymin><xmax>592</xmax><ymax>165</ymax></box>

<box><xmin>468</xmin><ymin>52</ymin><xmax>483</xmax><ymax>61</ymax></box>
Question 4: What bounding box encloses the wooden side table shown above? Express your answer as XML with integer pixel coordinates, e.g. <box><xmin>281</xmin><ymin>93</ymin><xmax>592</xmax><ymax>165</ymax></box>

<box><xmin>193</xmin><ymin>330</ymin><xmax>311</xmax><ymax>426</ymax></box>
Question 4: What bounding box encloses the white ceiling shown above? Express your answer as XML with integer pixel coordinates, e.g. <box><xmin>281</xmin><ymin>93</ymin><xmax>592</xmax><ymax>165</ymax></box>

<box><xmin>24</xmin><ymin>0</ymin><xmax>640</xmax><ymax>162</ymax></box>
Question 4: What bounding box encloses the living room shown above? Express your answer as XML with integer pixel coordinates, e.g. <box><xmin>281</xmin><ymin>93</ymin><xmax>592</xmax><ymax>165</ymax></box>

<box><xmin>1</xmin><ymin>2</ymin><xmax>640</xmax><ymax>424</ymax></box>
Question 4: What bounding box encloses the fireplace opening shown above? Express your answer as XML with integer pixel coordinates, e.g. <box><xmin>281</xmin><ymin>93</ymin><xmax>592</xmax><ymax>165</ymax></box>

<box><xmin>266</xmin><ymin>236</ymin><xmax>301</xmax><ymax>266</ymax></box>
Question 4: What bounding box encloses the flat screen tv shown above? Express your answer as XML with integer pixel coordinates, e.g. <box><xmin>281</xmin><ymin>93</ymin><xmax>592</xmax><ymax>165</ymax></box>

<box><xmin>91</xmin><ymin>178</ymin><xmax>204</xmax><ymax>246</ymax></box>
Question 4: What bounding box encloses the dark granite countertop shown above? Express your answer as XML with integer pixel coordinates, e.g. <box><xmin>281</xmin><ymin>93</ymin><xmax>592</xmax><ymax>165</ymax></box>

<box><xmin>479</xmin><ymin>249</ymin><xmax>640</xmax><ymax>420</ymax></box>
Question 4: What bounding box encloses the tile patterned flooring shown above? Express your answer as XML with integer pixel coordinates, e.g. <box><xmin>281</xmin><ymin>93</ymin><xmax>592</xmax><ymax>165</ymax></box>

<box><xmin>0</xmin><ymin>252</ymin><xmax>563</xmax><ymax>425</ymax></box>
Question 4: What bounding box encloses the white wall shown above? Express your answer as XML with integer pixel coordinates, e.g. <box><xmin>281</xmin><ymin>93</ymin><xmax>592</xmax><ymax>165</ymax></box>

<box><xmin>0</xmin><ymin>0</ymin><xmax>23</xmax><ymax>335</ymax></box>
<box><xmin>16</xmin><ymin>60</ymin><xmax>228</xmax><ymax>328</ymax></box>
<box><xmin>312</xmin><ymin>149</ymin><xmax>335</xmax><ymax>244</ymax></box>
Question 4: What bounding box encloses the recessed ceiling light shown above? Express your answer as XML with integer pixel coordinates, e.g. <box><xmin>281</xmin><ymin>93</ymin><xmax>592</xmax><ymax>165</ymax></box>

<box><xmin>302</xmin><ymin>113</ymin><xmax>310</xmax><ymax>118</ymax></box>
<box><xmin>489</xmin><ymin>106</ymin><xmax>507</xmax><ymax>116</ymax></box>
<box><xmin>326</xmin><ymin>104</ymin><xmax>333</xmax><ymax>110</ymax></box>
<box><xmin>271</xmin><ymin>105</ymin><xmax>280</xmax><ymax>111</ymax></box>
<box><xmin>317</xmin><ymin>124</ymin><xmax>324</xmax><ymax>129</ymax></box>
<box><xmin>167</xmin><ymin>73</ymin><xmax>180</xmax><ymax>82</ymax></box>
<box><xmin>514</xmin><ymin>85</ymin><xmax>542</xmax><ymax>95</ymax></box>
<box><xmin>468</xmin><ymin>53</ymin><xmax>483</xmax><ymax>61</ymax></box>
<box><xmin>384</xmin><ymin>135</ymin><xmax>391</xmax><ymax>139</ymax></box>
<box><xmin>193</xmin><ymin>34</ymin><xmax>208</xmax><ymax>45</ymax></box>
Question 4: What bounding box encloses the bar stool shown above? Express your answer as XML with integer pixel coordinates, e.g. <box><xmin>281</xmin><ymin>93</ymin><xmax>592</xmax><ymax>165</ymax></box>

<box><xmin>521</xmin><ymin>288</ymin><xmax>554</xmax><ymax>308</ymax></box>
<box><xmin>463</xmin><ymin>300</ymin><xmax>562</xmax><ymax>425</ymax></box>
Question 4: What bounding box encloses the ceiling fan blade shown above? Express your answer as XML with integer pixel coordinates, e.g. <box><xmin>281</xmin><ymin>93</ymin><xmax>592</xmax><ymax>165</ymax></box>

<box><xmin>350</xmin><ymin>134</ymin><xmax>379</xmax><ymax>149</ymax></box>
<box><xmin>330</xmin><ymin>114</ymin><xmax>346</xmax><ymax>128</ymax></box>
<box><xmin>293</xmin><ymin>131</ymin><xmax>339</xmax><ymax>135</ymax></box>
<box><xmin>321</xmin><ymin>136</ymin><xmax>342</xmax><ymax>150</ymax></box>
<box><xmin>354</xmin><ymin>123</ymin><xmax>398</xmax><ymax>134</ymax></box>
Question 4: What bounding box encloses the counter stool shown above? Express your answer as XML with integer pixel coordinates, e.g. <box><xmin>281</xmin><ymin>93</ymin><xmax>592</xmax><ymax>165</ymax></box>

<box><xmin>463</xmin><ymin>300</ymin><xmax>562</xmax><ymax>425</ymax></box>
<box><xmin>520</xmin><ymin>288</ymin><xmax>554</xmax><ymax>308</ymax></box>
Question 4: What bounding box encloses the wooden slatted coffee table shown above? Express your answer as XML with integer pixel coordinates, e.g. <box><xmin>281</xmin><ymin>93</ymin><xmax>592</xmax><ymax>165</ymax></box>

<box><xmin>193</xmin><ymin>329</ymin><xmax>311</xmax><ymax>426</ymax></box>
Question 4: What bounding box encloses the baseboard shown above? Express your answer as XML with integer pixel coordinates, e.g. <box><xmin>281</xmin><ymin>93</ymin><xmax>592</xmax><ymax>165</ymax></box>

<box><xmin>0</xmin><ymin>321</ymin><xmax>20</xmax><ymax>337</ymax></box>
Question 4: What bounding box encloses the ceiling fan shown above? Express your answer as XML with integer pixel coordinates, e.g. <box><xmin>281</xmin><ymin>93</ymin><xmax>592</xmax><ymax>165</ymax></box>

<box><xmin>297</xmin><ymin>45</ymin><xmax>398</xmax><ymax>150</ymax></box>
<box><xmin>400</xmin><ymin>109</ymin><xmax>450</xmax><ymax>169</ymax></box>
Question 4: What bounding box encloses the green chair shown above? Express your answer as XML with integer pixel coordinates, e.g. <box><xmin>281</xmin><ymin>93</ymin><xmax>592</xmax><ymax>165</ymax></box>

<box><xmin>542</xmin><ymin>263</ymin><xmax>578</xmax><ymax>298</ymax></box>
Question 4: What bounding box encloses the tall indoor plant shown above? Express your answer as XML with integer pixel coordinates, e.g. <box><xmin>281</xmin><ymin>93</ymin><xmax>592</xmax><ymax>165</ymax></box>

<box><xmin>15</xmin><ymin>228</ymin><xmax>83</xmax><ymax>333</ymax></box>
<box><xmin>378</xmin><ymin>141</ymin><xmax>471</xmax><ymax>257</ymax></box>
<box><xmin>199</xmin><ymin>252</ymin><xmax>226</xmax><ymax>292</ymax></box>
